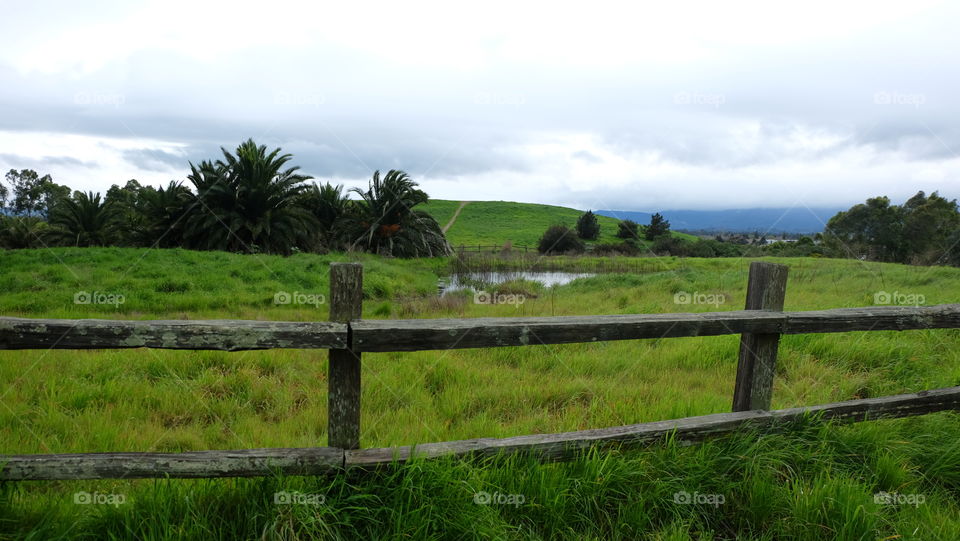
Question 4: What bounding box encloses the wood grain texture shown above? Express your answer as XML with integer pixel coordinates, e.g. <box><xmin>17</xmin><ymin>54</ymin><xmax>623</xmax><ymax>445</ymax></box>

<box><xmin>733</xmin><ymin>262</ymin><xmax>789</xmax><ymax>411</ymax></box>
<box><xmin>0</xmin><ymin>447</ymin><xmax>344</xmax><ymax>480</ymax></box>
<box><xmin>4</xmin><ymin>307</ymin><xmax>957</xmax><ymax>353</ymax></box>
<box><xmin>347</xmin><ymin>386</ymin><xmax>960</xmax><ymax>467</ymax></box>
<box><xmin>0</xmin><ymin>317</ymin><xmax>347</xmax><ymax>351</ymax></box>
<box><xmin>351</xmin><ymin>304</ymin><xmax>960</xmax><ymax>352</ymax></box>
<box><xmin>328</xmin><ymin>263</ymin><xmax>363</xmax><ymax>450</ymax></box>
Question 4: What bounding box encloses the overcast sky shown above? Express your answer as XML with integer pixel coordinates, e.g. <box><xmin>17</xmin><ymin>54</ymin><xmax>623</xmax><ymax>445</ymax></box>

<box><xmin>1</xmin><ymin>0</ymin><xmax>958</xmax><ymax>211</ymax></box>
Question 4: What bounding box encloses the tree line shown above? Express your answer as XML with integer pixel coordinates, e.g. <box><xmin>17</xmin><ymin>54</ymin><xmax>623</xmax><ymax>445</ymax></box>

<box><xmin>0</xmin><ymin>139</ymin><xmax>450</xmax><ymax>257</ymax></box>
<box><xmin>2</xmin><ymin>140</ymin><xmax>957</xmax><ymax>266</ymax></box>
<box><xmin>539</xmin><ymin>192</ymin><xmax>960</xmax><ymax>265</ymax></box>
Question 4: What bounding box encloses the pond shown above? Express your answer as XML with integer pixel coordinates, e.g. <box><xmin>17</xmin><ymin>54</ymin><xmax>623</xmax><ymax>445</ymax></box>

<box><xmin>438</xmin><ymin>271</ymin><xmax>595</xmax><ymax>295</ymax></box>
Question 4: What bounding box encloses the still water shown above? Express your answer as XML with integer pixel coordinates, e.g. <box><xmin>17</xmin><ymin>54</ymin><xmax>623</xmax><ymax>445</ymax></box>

<box><xmin>439</xmin><ymin>271</ymin><xmax>595</xmax><ymax>294</ymax></box>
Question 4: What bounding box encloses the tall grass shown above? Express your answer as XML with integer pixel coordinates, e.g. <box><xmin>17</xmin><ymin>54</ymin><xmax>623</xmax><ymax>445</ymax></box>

<box><xmin>2</xmin><ymin>248</ymin><xmax>959</xmax><ymax>539</ymax></box>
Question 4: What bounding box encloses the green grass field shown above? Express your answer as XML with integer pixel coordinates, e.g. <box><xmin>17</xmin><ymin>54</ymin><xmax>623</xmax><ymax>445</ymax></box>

<box><xmin>3</xmin><ymin>248</ymin><xmax>960</xmax><ymax>539</ymax></box>
<box><xmin>421</xmin><ymin>199</ymin><xmax>697</xmax><ymax>248</ymax></box>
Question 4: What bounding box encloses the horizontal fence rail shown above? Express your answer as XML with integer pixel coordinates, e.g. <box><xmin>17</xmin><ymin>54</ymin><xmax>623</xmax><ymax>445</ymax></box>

<box><xmin>4</xmin><ymin>305</ymin><xmax>956</xmax><ymax>352</ymax></box>
<box><xmin>0</xmin><ymin>317</ymin><xmax>347</xmax><ymax>351</ymax></box>
<box><xmin>350</xmin><ymin>305</ymin><xmax>960</xmax><ymax>352</ymax></box>
<box><xmin>2</xmin><ymin>261</ymin><xmax>960</xmax><ymax>481</ymax></box>
<box><xmin>4</xmin><ymin>386</ymin><xmax>958</xmax><ymax>480</ymax></box>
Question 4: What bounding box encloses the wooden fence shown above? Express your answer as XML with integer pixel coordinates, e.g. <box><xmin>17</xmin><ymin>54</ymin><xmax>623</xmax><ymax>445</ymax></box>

<box><xmin>2</xmin><ymin>262</ymin><xmax>960</xmax><ymax>480</ymax></box>
<box><xmin>455</xmin><ymin>244</ymin><xmax>534</xmax><ymax>254</ymax></box>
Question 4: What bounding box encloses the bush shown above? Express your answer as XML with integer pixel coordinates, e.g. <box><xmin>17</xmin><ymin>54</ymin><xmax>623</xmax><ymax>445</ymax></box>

<box><xmin>591</xmin><ymin>241</ymin><xmax>640</xmax><ymax>256</ymax></box>
<box><xmin>652</xmin><ymin>235</ymin><xmax>693</xmax><ymax>256</ymax></box>
<box><xmin>538</xmin><ymin>225</ymin><xmax>585</xmax><ymax>254</ymax></box>
<box><xmin>576</xmin><ymin>211</ymin><xmax>600</xmax><ymax>240</ymax></box>
<box><xmin>688</xmin><ymin>241</ymin><xmax>716</xmax><ymax>257</ymax></box>
<box><xmin>645</xmin><ymin>213</ymin><xmax>671</xmax><ymax>240</ymax></box>
<box><xmin>616</xmin><ymin>220</ymin><xmax>640</xmax><ymax>240</ymax></box>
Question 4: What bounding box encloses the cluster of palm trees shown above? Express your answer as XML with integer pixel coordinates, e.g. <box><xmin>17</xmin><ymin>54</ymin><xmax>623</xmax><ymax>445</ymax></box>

<box><xmin>0</xmin><ymin>139</ymin><xmax>451</xmax><ymax>257</ymax></box>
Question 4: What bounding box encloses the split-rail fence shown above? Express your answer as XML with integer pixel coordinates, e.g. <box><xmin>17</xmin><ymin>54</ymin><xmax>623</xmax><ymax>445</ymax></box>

<box><xmin>2</xmin><ymin>262</ymin><xmax>959</xmax><ymax>480</ymax></box>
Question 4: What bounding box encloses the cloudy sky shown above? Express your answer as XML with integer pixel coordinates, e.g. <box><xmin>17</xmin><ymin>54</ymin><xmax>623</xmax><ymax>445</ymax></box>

<box><xmin>1</xmin><ymin>0</ymin><xmax>958</xmax><ymax>211</ymax></box>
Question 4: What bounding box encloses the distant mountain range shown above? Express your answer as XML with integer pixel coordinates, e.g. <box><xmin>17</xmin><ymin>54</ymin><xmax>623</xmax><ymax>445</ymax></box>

<box><xmin>595</xmin><ymin>208</ymin><xmax>843</xmax><ymax>234</ymax></box>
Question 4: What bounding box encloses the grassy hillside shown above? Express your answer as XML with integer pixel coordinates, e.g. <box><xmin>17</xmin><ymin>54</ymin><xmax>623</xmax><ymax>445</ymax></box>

<box><xmin>421</xmin><ymin>199</ymin><xmax>697</xmax><ymax>247</ymax></box>
<box><xmin>3</xmin><ymin>248</ymin><xmax>960</xmax><ymax>539</ymax></box>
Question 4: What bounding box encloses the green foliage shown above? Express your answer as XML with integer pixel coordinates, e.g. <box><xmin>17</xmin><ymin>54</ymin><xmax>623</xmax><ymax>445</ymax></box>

<box><xmin>3</xmin><ymin>168</ymin><xmax>71</xmax><ymax>217</ymax></box>
<box><xmin>3</xmin><ymin>249</ymin><xmax>960</xmax><ymax>538</ymax></box>
<box><xmin>538</xmin><ymin>224</ymin><xmax>585</xmax><ymax>254</ymax></box>
<box><xmin>103</xmin><ymin>179</ymin><xmax>144</xmax><ymax>245</ymax></box>
<box><xmin>183</xmin><ymin>139</ymin><xmax>316</xmax><ymax>255</ymax></box>
<box><xmin>421</xmin><ymin>200</ymin><xmax>697</xmax><ymax>248</ymax></box>
<box><xmin>48</xmin><ymin>191</ymin><xmax>116</xmax><ymax>246</ymax></box>
<box><xmin>651</xmin><ymin>234</ymin><xmax>692</xmax><ymax>255</ymax></box>
<box><xmin>0</xmin><ymin>216</ymin><xmax>53</xmax><ymax>249</ymax></box>
<box><xmin>135</xmin><ymin>181</ymin><xmax>193</xmax><ymax>248</ymax></box>
<box><xmin>346</xmin><ymin>170</ymin><xmax>451</xmax><ymax>257</ymax></box>
<box><xmin>0</xmin><ymin>144</ymin><xmax>459</xmax><ymax>257</ymax></box>
<box><xmin>575</xmin><ymin>210</ymin><xmax>600</xmax><ymax>240</ymax></box>
<box><xmin>591</xmin><ymin>240</ymin><xmax>641</xmax><ymax>256</ymax></box>
<box><xmin>646</xmin><ymin>212</ymin><xmax>671</xmax><ymax>240</ymax></box>
<box><xmin>298</xmin><ymin>181</ymin><xmax>352</xmax><ymax>251</ymax></box>
<box><xmin>824</xmin><ymin>191</ymin><xmax>960</xmax><ymax>264</ymax></box>
<box><xmin>946</xmin><ymin>229</ymin><xmax>960</xmax><ymax>267</ymax></box>
<box><xmin>616</xmin><ymin>219</ymin><xmax>640</xmax><ymax>240</ymax></box>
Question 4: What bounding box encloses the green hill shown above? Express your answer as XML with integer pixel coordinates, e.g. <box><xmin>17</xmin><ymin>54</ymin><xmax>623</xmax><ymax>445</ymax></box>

<box><xmin>421</xmin><ymin>199</ymin><xmax>695</xmax><ymax>248</ymax></box>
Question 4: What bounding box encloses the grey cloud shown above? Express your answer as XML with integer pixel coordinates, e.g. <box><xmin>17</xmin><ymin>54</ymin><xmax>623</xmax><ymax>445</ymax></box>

<box><xmin>1</xmin><ymin>4</ymin><xmax>960</xmax><ymax>210</ymax></box>
<box><xmin>121</xmin><ymin>148</ymin><xmax>186</xmax><ymax>172</ymax></box>
<box><xmin>0</xmin><ymin>153</ymin><xmax>98</xmax><ymax>170</ymax></box>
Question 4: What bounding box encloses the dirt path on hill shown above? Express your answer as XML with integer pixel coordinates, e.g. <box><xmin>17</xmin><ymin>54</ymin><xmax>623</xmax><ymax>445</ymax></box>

<box><xmin>442</xmin><ymin>201</ymin><xmax>469</xmax><ymax>233</ymax></box>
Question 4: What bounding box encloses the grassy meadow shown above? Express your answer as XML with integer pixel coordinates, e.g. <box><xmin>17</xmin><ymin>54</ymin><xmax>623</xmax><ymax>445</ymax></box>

<box><xmin>421</xmin><ymin>199</ymin><xmax>698</xmax><ymax>247</ymax></box>
<box><xmin>2</xmin><ymin>247</ymin><xmax>960</xmax><ymax>539</ymax></box>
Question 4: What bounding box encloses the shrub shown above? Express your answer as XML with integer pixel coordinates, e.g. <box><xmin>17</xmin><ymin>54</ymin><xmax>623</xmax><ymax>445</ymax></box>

<box><xmin>645</xmin><ymin>213</ymin><xmax>671</xmax><ymax>240</ymax></box>
<box><xmin>616</xmin><ymin>220</ymin><xmax>640</xmax><ymax>239</ymax></box>
<box><xmin>652</xmin><ymin>235</ymin><xmax>693</xmax><ymax>256</ymax></box>
<box><xmin>591</xmin><ymin>241</ymin><xmax>640</xmax><ymax>256</ymax></box>
<box><xmin>538</xmin><ymin>225</ymin><xmax>585</xmax><ymax>254</ymax></box>
<box><xmin>688</xmin><ymin>241</ymin><xmax>716</xmax><ymax>257</ymax></box>
<box><xmin>576</xmin><ymin>211</ymin><xmax>600</xmax><ymax>240</ymax></box>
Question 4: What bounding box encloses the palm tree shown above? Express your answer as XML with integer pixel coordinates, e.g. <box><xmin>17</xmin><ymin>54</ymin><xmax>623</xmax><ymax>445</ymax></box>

<box><xmin>49</xmin><ymin>191</ymin><xmax>115</xmax><ymax>246</ymax></box>
<box><xmin>183</xmin><ymin>139</ymin><xmax>316</xmax><ymax>255</ymax></box>
<box><xmin>136</xmin><ymin>180</ymin><xmax>193</xmax><ymax>248</ymax></box>
<box><xmin>0</xmin><ymin>216</ymin><xmax>53</xmax><ymax>249</ymax></box>
<box><xmin>346</xmin><ymin>170</ymin><xmax>450</xmax><ymax>257</ymax></box>
<box><xmin>298</xmin><ymin>182</ymin><xmax>352</xmax><ymax>252</ymax></box>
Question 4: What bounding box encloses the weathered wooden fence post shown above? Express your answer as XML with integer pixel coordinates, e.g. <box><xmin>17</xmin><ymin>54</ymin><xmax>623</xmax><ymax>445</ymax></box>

<box><xmin>328</xmin><ymin>263</ymin><xmax>363</xmax><ymax>449</ymax></box>
<box><xmin>732</xmin><ymin>261</ymin><xmax>789</xmax><ymax>411</ymax></box>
